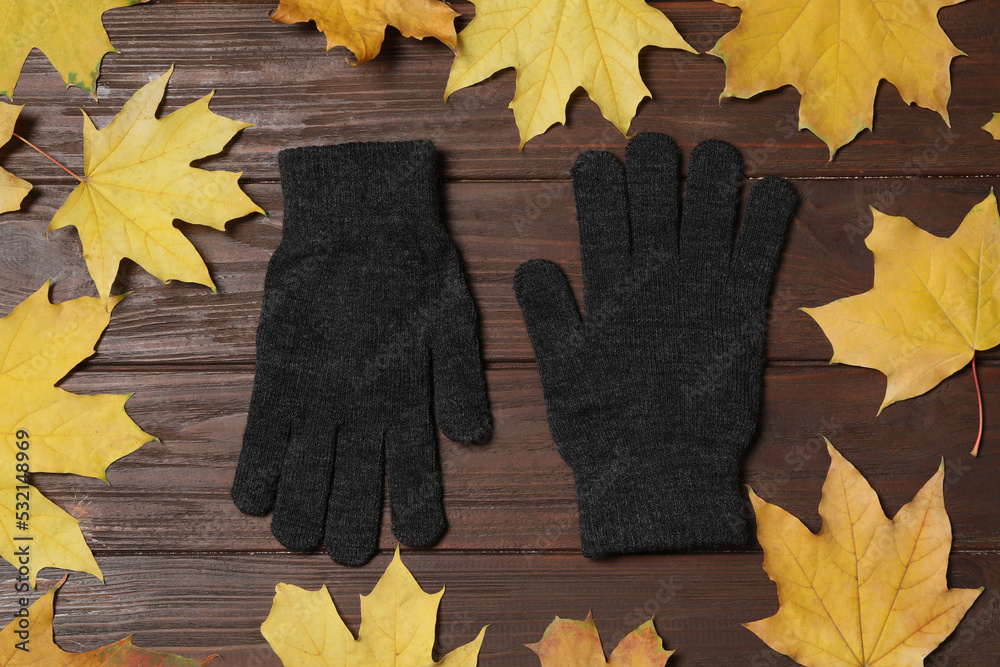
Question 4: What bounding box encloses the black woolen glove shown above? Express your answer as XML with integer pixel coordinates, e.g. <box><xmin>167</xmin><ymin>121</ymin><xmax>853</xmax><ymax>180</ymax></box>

<box><xmin>232</xmin><ymin>140</ymin><xmax>491</xmax><ymax>567</ymax></box>
<box><xmin>514</xmin><ymin>133</ymin><xmax>797</xmax><ymax>557</ymax></box>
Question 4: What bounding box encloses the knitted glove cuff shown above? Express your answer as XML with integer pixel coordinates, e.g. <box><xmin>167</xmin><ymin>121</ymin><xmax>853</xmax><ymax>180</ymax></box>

<box><xmin>277</xmin><ymin>140</ymin><xmax>439</xmax><ymax>244</ymax></box>
<box><xmin>574</xmin><ymin>448</ymin><xmax>748</xmax><ymax>557</ymax></box>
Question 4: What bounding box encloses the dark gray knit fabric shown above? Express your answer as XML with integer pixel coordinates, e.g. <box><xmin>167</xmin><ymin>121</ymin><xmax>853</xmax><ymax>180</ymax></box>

<box><xmin>232</xmin><ymin>140</ymin><xmax>491</xmax><ymax>567</ymax></box>
<box><xmin>514</xmin><ymin>133</ymin><xmax>797</xmax><ymax>557</ymax></box>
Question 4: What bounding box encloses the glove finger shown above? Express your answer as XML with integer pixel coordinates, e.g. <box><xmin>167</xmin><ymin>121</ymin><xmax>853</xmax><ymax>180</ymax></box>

<box><xmin>231</xmin><ymin>360</ymin><xmax>297</xmax><ymax>516</ymax></box>
<box><xmin>269</xmin><ymin>389</ymin><xmax>339</xmax><ymax>551</ymax></box>
<box><xmin>571</xmin><ymin>150</ymin><xmax>629</xmax><ymax>318</ymax></box>
<box><xmin>731</xmin><ymin>176</ymin><xmax>797</xmax><ymax>302</ymax></box>
<box><xmin>514</xmin><ymin>259</ymin><xmax>583</xmax><ymax>362</ymax></box>
<box><xmin>386</xmin><ymin>419</ymin><xmax>446</xmax><ymax>548</ymax></box>
<box><xmin>431</xmin><ymin>265</ymin><xmax>491</xmax><ymax>443</ymax></box>
<box><xmin>325</xmin><ymin>423</ymin><xmax>384</xmax><ymax>567</ymax></box>
<box><xmin>681</xmin><ymin>139</ymin><xmax>744</xmax><ymax>275</ymax></box>
<box><xmin>232</xmin><ymin>252</ymin><xmax>308</xmax><ymax>516</ymax></box>
<box><xmin>626</xmin><ymin>132</ymin><xmax>680</xmax><ymax>258</ymax></box>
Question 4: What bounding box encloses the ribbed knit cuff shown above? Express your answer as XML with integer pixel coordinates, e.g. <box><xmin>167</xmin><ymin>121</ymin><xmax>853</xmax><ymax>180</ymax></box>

<box><xmin>277</xmin><ymin>140</ymin><xmax>439</xmax><ymax>244</ymax></box>
<box><xmin>574</xmin><ymin>449</ymin><xmax>748</xmax><ymax>558</ymax></box>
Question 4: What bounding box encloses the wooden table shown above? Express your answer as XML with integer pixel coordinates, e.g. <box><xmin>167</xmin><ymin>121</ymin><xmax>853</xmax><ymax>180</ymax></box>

<box><xmin>2</xmin><ymin>0</ymin><xmax>1000</xmax><ymax>664</ymax></box>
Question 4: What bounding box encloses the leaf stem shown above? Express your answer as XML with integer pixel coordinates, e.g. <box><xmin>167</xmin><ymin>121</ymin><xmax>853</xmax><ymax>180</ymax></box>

<box><xmin>12</xmin><ymin>132</ymin><xmax>83</xmax><ymax>182</ymax></box>
<box><xmin>972</xmin><ymin>353</ymin><xmax>983</xmax><ymax>457</ymax></box>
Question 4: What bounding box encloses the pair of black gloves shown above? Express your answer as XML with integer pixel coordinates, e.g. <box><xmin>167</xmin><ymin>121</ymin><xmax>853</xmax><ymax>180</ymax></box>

<box><xmin>231</xmin><ymin>135</ymin><xmax>798</xmax><ymax>566</ymax></box>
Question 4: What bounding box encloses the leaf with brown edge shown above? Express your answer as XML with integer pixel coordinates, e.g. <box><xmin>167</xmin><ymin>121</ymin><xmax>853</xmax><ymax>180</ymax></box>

<box><xmin>527</xmin><ymin>613</ymin><xmax>672</xmax><ymax>666</ymax></box>
<box><xmin>271</xmin><ymin>0</ymin><xmax>458</xmax><ymax>64</ymax></box>
<box><xmin>710</xmin><ymin>0</ymin><xmax>966</xmax><ymax>158</ymax></box>
<box><xmin>49</xmin><ymin>66</ymin><xmax>263</xmax><ymax>307</ymax></box>
<box><xmin>0</xmin><ymin>284</ymin><xmax>155</xmax><ymax>586</ymax></box>
<box><xmin>745</xmin><ymin>441</ymin><xmax>982</xmax><ymax>667</ymax></box>
<box><xmin>262</xmin><ymin>546</ymin><xmax>487</xmax><ymax>665</ymax></box>
<box><xmin>0</xmin><ymin>0</ymin><xmax>150</xmax><ymax>98</ymax></box>
<box><xmin>0</xmin><ymin>576</ymin><xmax>218</xmax><ymax>665</ymax></box>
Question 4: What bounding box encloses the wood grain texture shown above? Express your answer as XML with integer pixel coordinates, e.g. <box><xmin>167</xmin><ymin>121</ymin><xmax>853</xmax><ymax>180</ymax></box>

<box><xmin>0</xmin><ymin>2</ymin><xmax>997</xmax><ymax>181</ymax></box>
<box><xmin>1</xmin><ymin>0</ymin><xmax>999</xmax><ymax>664</ymax></box>
<box><xmin>3</xmin><ymin>179</ymin><xmax>1000</xmax><ymax>363</ymax></box>
<box><xmin>15</xmin><ymin>363</ymin><xmax>1000</xmax><ymax>552</ymax></box>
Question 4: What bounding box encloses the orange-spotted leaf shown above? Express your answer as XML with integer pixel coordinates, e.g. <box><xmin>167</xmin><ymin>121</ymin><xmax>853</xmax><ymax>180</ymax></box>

<box><xmin>527</xmin><ymin>613</ymin><xmax>672</xmax><ymax>666</ymax></box>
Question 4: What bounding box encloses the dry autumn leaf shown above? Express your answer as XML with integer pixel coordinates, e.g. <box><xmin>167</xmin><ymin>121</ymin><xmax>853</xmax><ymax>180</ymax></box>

<box><xmin>0</xmin><ymin>103</ymin><xmax>31</xmax><ymax>213</ymax></box>
<box><xmin>0</xmin><ymin>284</ymin><xmax>154</xmax><ymax>586</ymax></box>
<box><xmin>271</xmin><ymin>0</ymin><xmax>458</xmax><ymax>64</ymax></box>
<box><xmin>710</xmin><ymin>0</ymin><xmax>966</xmax><ymax>158</ymax></box>
<box><xmin>0</xmin><ymin>0</ymin><xmax>150</xmax><ymax>98</ymax></box>
<box><xmin>262</xmin><ymin>546</ymin><xmax>486</xmax><ymax>665</ymax></box>
<box><xmin>444</xmin><ymin>0</ymin><xmax>696</xmax><ymax>148</ymax></box>
<box><xmin>0</xmin><ymin>575</ymin><xmax>218</xmax><ymax>665</ymax></box>
<box><xmin>746</xmin><ymin>441</ymin><xmax>982</xmax><ymax>667</ymax></box>
<box><xmin>527</xmin><ymin>613</ymin><xmax>672</xmax><ymax>666</ymax></box>
<box><xmin>49</xmin><ymin>66</ymin><xmax>263</xmax><ymax>307</ymax></box>
<box><xmin>802</xmin><ymin>191</ymin><xmax>1000</xmax><ymax>455</ymax></box>
<box><xmin>985</xmin><ymin>113</ymin><xmax>1000</xmax><ymax>139</ymax></box>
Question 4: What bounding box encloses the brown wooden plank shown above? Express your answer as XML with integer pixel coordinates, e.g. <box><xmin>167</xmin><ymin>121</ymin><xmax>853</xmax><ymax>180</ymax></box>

<box><xmin>3</xmin><ymin>178</ymin><xmax>1000</xmax><ymax>365</ymax></box>
<box><xmin>2</xmin><ymin>2</ymin><xmax>998</xmax><ymax>180</ymax></box>
<box><xmin>1</xmin><ymin>551</ymin><xmax>996</xmax><ymax>665</ymax></box>
<box><xmin>8</xmin><ymin>363</ymin><xmax>997</xmax><ymax>555</ymax></box>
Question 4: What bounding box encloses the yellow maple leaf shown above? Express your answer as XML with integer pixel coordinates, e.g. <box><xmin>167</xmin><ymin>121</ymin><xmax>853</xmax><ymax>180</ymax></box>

<box><xmin>444</xmin><ymin>0</ymin><xmax>696</xmax><ymax>148</ymax></box>
<box><xmin>984</xmin><ymin>113</ymin><xmax>1000</xmax><ymax>139</ymax></box>
<box><xmin>0</xmin><ymin>284</ymin><xmax>154</xmax><ymax>586</ymax></box>
<box><xmin>745</xmin><ymin>441</ymin><xmax>982</xmax><ymax>667</ymax></box>
<box><xmin>0</xmin><ymin>575</ymin><xmax>218</xmax><ymax>665</ymax></box>
<box><xmin>0</xmin><ymin>0</ymin><xmax>150</xmax><ymax>98</ymax></box>
<box><xmin>271</xmin><ymin>0</ymin><xmax>458</xmax><ymax>64</ymax></box>
<box><xmin>709</xmin><ymin>0</ymin><xmax>966</xmax><ymax>158</ymax></box>
<box><xmin>802</xmin><ymin>191</ymin><xmax>1000</xmax><ymax>453</ymax></box>
<box><xmin>0</xmin><ymin>103</ymin><xmax>31</xmax><ymax>213</ymax></box>
<box><xmin>262</xmin><ymin>546</ymin><xmax>487</xmax><ymax>665</ymax></box>
<box><xmin>49</xmin><ymin>66</ymin><xmax>264</xmax><ymax>307</ymax></box>
<box><xmin>527</xmin><ymin>613</ymin><xmax>672</xmax><ymax>666</ymax></box>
